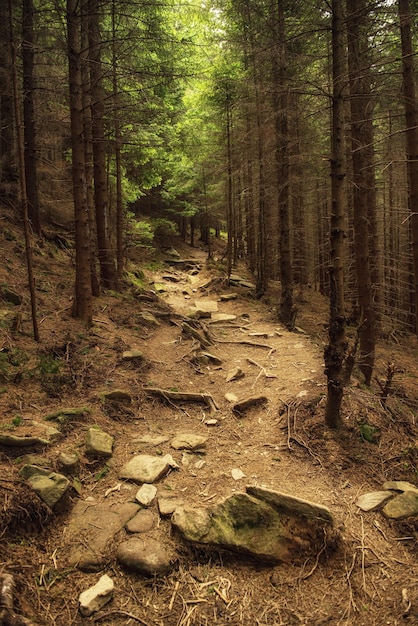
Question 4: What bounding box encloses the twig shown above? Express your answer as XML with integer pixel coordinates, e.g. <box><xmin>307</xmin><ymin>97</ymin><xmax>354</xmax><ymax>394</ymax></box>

<box><xmin>216</xmin><ymin>339</ymin><xmax>273</xmax><ymax>349</ymax></box>
<box><xmin>168</xmin><ymin>581</ymin><xmax>180</xmax><ymax>612</ymax></box>
<box><xmin>94</xmin><ymin>610</ymin><xmax>151</xmax><ymax>624</ymax></box>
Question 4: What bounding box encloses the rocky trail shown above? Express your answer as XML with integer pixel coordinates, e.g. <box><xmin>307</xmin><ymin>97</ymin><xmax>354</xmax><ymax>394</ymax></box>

<box><xmin>1</xmin><ymin>242</ymin><xmax>418</xmax><ymax>625</ymax></box>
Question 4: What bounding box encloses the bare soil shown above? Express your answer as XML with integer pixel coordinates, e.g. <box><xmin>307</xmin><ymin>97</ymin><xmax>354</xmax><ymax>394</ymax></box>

<box><xmin>0</xmin><ymin>215</ymin><xmax>417</xmax><ymax>626</ymax></box>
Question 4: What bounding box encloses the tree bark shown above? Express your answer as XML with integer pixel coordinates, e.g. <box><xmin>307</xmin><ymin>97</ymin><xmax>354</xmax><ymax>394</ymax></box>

<box><xmin>67</xmin><ymin>0</ymin><xmax>93</xmax><ymax>325</ymax></box>
<box><xmin>88</xmin><ymin>0</ymin><xmax>117</xmax><ymax>290</ymax></box>
<box><xmin>398</xmin><ymin>0</ymin><xmax>418</xmax><ymax>335</ymax></box>
<box><xmin>324</xmin><ymin>0</ymin><xmax>348</xmax><ymax>428</ymax></box>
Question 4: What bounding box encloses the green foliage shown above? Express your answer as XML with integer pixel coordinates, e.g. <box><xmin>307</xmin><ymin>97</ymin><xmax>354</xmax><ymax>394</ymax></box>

<box><xmin>359</xmin><ymin>423</ymin><xmax>378</xmax><ymax>444</ymax></box>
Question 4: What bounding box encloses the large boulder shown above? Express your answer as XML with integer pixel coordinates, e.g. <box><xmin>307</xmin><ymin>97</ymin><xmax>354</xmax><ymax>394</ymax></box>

<box><xmin>172</xmin><ymin>487</ymin><xmax>334</xmax><ymax>563</ymax></box>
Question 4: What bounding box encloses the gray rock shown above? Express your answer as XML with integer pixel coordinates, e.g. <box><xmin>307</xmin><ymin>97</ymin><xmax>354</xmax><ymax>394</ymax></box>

<box><xmin>135</xmin><ymin>483</ymin><xmax>157</xmax><ymax>506</ymax></box>
<box><xmin>79</xmin><ymin>574</ymin><xmax>114</xmax><ymax>616</ymax></box>
<box><xmin>171</xmin><ymin>433</ymin><xmax>207</xmax><ymax>451</ymax></box>
<box><xmin>0</xmin><ymin>434</ymin><xmax>50</xmax><ymax>447</ymax></box>
<box><xmin>122</xmin><ymin>350</ymin><xmax>145</xmax><ymax>362</ymax></box>
<box><xmin>101</xmin><ymin>389</ymin><xmax>132</xmax><ymax>403</ymax></box>
<box><xmin>383</xmin><ymin>491</ymin><xmax>418</xmax><ymax>519</ymax></box>
<box><xmin>31</xmin><ymin>421</ymin><xmax>61</xmax><ymax>442</ymax></box>
<box><xmin>158</xmin><ymin>497</ymin><xmax>183</xmax><ymax>517</ymax></box>
<box><xmin>356</xmin><ymin>491</ymin><xmax>394</xmax><ymax>512</ymax></box>
<box><xmin>18</xmin><ymin>454</ymin><xmax>51</xmax><ymax>468</ymax></box>
<box><xmin>57</xmin><ymin>452</ymin><xmax>79</xmax><ymax>474</ymax></box>
<box><xmin>66</xmin><ymin>501</ymin><xmax>139</xmax><ymax>571</ymax></box>
<box><xmin>132</xmin><ymin>434</ymin><xmax>170</xmax><ymax>447</ymax></box>
<box><xmin>164</xmin><ymin>247</ymin><xmax>181</xmax><ymax>259</ymax></box>
<box><xmin>126</xmin><ymin>509</ymin><xmax>155</xmax><ymax>533</ymax></box>
<box><xmin>138</xmin><ymin>312</ymin><xmax>160</xmax><ymax>327</ymax></box>
<box><xmin>119</xmin><ymin>454</ymin><xmax>179</xmax><ymax>484</ymax></box>
<box><xmin>85</xmin><ymin>428</ymin><xmax>114</xmax><ymax>459</ymax></box>
<box><xmin>172</xmin><ymin>488</ymin><xmax>333</xmax><ymax>563</ymax></box>
<box><xmin>117</xmin><ymin>537</ymin><xmax>172</xmax><ymax>576</ymax></box>
<box><xmin>383</xmin><ymin>480</ymin><xmax>418</xmax><ymax>494</ymax></box>
<box><xmin>21</xmin><ymin>466</ymin><xmax>70</xmax><ymax>508</ymax></box>
<box><xmin>208</xmin><ymin>313</ymin><xmax>237</xmax><ymax>324</ymax></box>
<box><xmin>187</xmin><ymin>308</ymin><xmax>211</xmax><ymax>320</ymax></box>
<box><xmin>226</xmin><ymin>367</ymin><xmax>244</xmax><ymax>382</ymax></box>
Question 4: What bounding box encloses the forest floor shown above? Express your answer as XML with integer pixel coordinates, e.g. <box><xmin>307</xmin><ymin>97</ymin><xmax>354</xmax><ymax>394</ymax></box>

<box><xmin>0</xmin><ymin>209</ymin><xmax>418</xmax><ymax>626</ymax></box>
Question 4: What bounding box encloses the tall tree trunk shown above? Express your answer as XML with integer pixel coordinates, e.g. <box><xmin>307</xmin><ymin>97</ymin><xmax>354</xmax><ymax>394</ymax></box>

<box><xmin>0</xmin><ymin>0</ymin><xmax>15</xmax><ymax>197</ymax></box>
<box><xmin>324</xmin><ymin>0</ymin><xmax>348</xmax><ymax>428</ymax></box>
<box><xmin>67</xmin><ymin>0</ymin><xmax>92</xmax><ymax>325</ymax></box>
<box><xmin>9</xmin><ymin>0</ymin><xmax>39</xmax><ymax>341</ymax></box>
<box><xmin>271</xmin><ymin>0</ymin><xmax>295</xmax><ymax>329</ymax></box>
<box><xmin>398</xmin><ymin>0</ymin><xmax>418</xmax><ymax>335</ymax></box>
<box><xmin>346</xmin><ymin>0</ymin><xmax>377</xmax><ymax>385</ymax></box>
<box><xmin>22</xmin><ymin>0</ymin><xmax>40</xmax><ymax>236</ymax></box>
<box><xmin>226</xmin><ymin>91</ymin><xmax>233</xmax><ymax>276</ymax></box>
<box><xmin>112</xmin><ymin>0</ymin><xmax>124</xmax><ymax>286</ymax></box>
<box><xmin>88</xmin><ymin>0</ymin><xmax>117</xmax><ymax>290</ymax></box>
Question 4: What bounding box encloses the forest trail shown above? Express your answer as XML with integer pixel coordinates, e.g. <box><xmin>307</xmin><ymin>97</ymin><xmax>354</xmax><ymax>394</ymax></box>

<box><xmin>1</xmin><ymin>238</ymin><xmax>418</xmax><ymax>625</ymax></box>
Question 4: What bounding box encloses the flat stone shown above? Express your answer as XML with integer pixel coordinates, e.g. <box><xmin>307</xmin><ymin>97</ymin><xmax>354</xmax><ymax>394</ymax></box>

<box><xmin>158</xmin><ymin>497</ymin><xmax>183</xmax><ymax>516</ymax></box>
<box><xmin>132</xmin><ymin>434</ymin><xmax>170</xmax><ymax>447</ymax></box>
<box><xmin>219</xmin><ymin>293</ymin><xmax>238</xmax><ymax>301</ymax></box>
<box><xmin>193</xmin><ymin>300</ymin><xmax>218</xmax><ymax>312</ymax></box>
<box><xmin>85</xmin><ymin>428</ymin><xmax>114</xmax><ymax>458</ymax></box>
<box><xmin>187</xmin><ymin>308</ymin><xmax>211</xmax><ymax>320</ymax></box>
<box><xmin>153</xmin><ymin>283</ymin><xmax>166</xmax><ymax>293</ymax></box>
<box><xmin>356</xmin><ymin>491</ymin><xmax>394</xmax><ymax>512</ymax></box>
<box><xmin>208</xmin><ymin>313</ymin><xmax>237</xmax><ymax>324</ymax></box>
<box><xmin>187</xmin><ymin>274</ymin><xmax>200</xmax><ymax>286</ymax></box>
<box><xmin>383</xmin><ymin>481</ymin><xmax>418</xmax><ymax>494</ymax></box>
<box><xmin>65</xmin><ymin>501</ymin><xmax>139</xmax><ymax>571</ymax></box>
<box><xmin>225</xmin><ymin>392</ymin><xmax>238</xmax><ymax>403</ymax></box>
<box><xmin>22</xmin><ymin>467</ymin><xmax>70</xmax><ymax>508</ymax></box>
<box><xmin>198</xmin><ymin>351</ymin><xmax>223</xmax><ymax>365</ymax></box>
<box><xmin>172</xmin><ymin>488</ymin><xmax>333</xmax><ymax>563</ymax></box>
<box><xmin>231</xmin><ymin>468</ymin><xmax>246</xmax><ymax>480</ymax></box>
<box><xmin>171</xmin><ymin>433</ymin><xmax>208</xmax><ymax>451</ymax></box>
<box><xmin>383</xmin><ymin>491</ymin><xmax>418</xmax><ymax>519</ymax></box>
<box><xmin>232</xmin><ymin>395</ymin><xmax>269</xmax><ymax>415</ymax></box>
<box><xmin>119</xmin><ymin>454</ymin><xmax>179</xmax><ymax>484</ymax></box>
<box><xmin>247</xmin><ymin>486</ymin><xmax>333</xmax><ymax>524</ymax></box>
<box><xmin>138</xmin><ymin>312</ymin><xmax>160</xmax><ymax>327</ymax></box>
<box><xmin>126</xmin><ymin>509</ymin><xmax>155</xmax><ymax>533</ymax></box>
<box><xmin>79</xmin><ymin>574</ymin><xmax>114</xmax><ymax>617</ymax></box>
<box><xmin>122</xmin><ymin>350</ymin><xmax>145</xmax><ymax>362</ymax></box>
<box><xmin>18</xmin><ymin>454</ymin><xmax>51</xmax><ymax>468</ymax></box>
<box><xmin>31</xmin><ymin>421</ymin><xmax>61</xmax><ymax>442</ymax></box>
<box><xmin>101</xmin><ymin>389</ymin><xmax>132</xmax><ymax>402</ymax></box>
<box><xmin>226</xmin><ymin>367</ymin><xmax>244</xmax><ymax>382</ymax></box>
<box><xmin>135</xmin><ymin>483</ymin><xmax>157</xmax><ymax>506</ymax></box>
<box><xmin>0</xmin><ymin>434</ymin><xmax>50</xmax><ymax>447</ymax></box>
<box><xmin>117</xmin><ymin>537</ymin><xmax>172</xmax><ymax>576</ymax></box>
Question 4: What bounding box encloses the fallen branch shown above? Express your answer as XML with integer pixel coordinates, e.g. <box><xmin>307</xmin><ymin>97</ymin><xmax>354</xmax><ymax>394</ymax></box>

<box><xmin>247</xmin><ymin>358</ymin><xmax>278</xmax><ymax>388</ymax></box>
<box><xmin>216</xmin><ymin>339</ymin><xmax>273</xmax><ymax>350</ymax></box>
<box><xmin>145</xmin><ymin>387</ymin><xmax>219</xmax><ymax>412</ymax></box>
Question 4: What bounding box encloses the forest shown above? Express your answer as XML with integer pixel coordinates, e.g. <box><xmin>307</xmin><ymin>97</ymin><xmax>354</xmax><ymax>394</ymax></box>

<box><xmin>0</xmin><ymin>0</ymin><xmax>418</xmax><ymax>625</ymax></box>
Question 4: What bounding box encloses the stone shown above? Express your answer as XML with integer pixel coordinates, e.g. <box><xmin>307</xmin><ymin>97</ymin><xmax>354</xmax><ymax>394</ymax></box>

<box><xmin>383</xmin><ymin>481</ymin><xmax>418</xmax><ymax>495</ymax></box>
<box><xmin>383</xmin><ymin>491</ymin><xmax>418</xmax><ymax>519</ymax></box>
<box><xmin>65</xmin><ymin>501</ymin><xmax>139</xmax><ymax>571</ymax></box>
<box><xmin>116</xmin><ymin>537</ymin><xmax>172</xmax><ymax>576</ymax></box>
<box><xmin>356</xmin><ymin>491</ymin><xmax>394</xmax><ymax>512</ymax></box>
<box><xmin>172</xmin><ymin>487</ymin><xmax>333</xmax><ymax>563</ymax></box>
<box><xmin>138</xmin><ymin>312</ymin><xmax>160</xmax><ymax>327</ymax></box>
<box><xmin>44</xmin><ymin>406</ymin><xmax>90</xmax><ymax>423</ymax></box>
<box><xmin>126</xmin><ymin>509</ymin><xmax>155</xmax><ymax>533</ymax></box>
<box><xmin>158</xmin><ymin>497</ymin><xmax>183</xmax><ymax>517</ymax></box>
<box><xmin>232</xmin><ymin>395</ymin><xmax>269</xmax><ymax>415</ymax></box>
<box><xmin>30</xmin><ymin>421</ymin><xmax>61</xmax><ymax>442</ymax></box>
<box><xmin>21</xmin><ymin>466</ymin><xmax>70</xmax><ymax>508</ymax></box>
<box><xmin>225</xmin><ymin>392</ymin><xmax>238</xmax><ymax>403</ymax></box>
<box><xmin>193</xmin><ymin>300</ymin><xmax>218</xmax><ymax>312</ymax></box>
<box><xmin>187</xmin><ymin>308</ymin><xmax>211</xmax><ymax>320</ymax></box>
<box><xmin>132</xmin><ymin>434</ymin><xmax>170</xmax><ymax>447</ymax></box>
<box><xmin>208</xmin><ymin>313</ymin><xmax>237</xmax><ymax>324</ymax></box>
<box><xmin>219</xmin><ymin>293</ymin><xmax>238</xmax><ymax>301</ymax></box>
<box><xmin>79</xmin><ymin>574</ymin><xmax>114</xmax><ymax>616</ymax></box>
<box><xmin>153</xmin><ymin>283</ymin><xmax>166</xmax><ymax>293</ymax></box>
<box><xmin>101</xmin><ymin>389</ymin><xmax>132</xmax><ymax>403</ymax></box>
<box><xmin>122</xmin><ymin>350</ymin><xmax>145</xmax><ymax>362</ymax></box>
<box><xmin>239</xmin><ymin>281</ymin><xmax>256</xmax><ymax>289</ymax></box>
<box><xmin>205</xmin><ymin>419</ymin><xmax>218</xmax><ymax>427</ymax></box>
<box><xmin>18</xmin><ymin>454</ymin><xmax>51</xmax><ymax>468</ymax></box>
<box><xmin>171</xmin><ymin>433</ymin><xmax>207</xmax><ymax>451</ymax></box>
<box><xmin>135</xmin><ymin>483</ymin><xmax>157</xmax><ymax>506</ymax></box>
<box><xmin>226</xmin><ymin>367</ymin><xmax>244</xmax><ymax>382</ymax></box>
<box><xmin>231</xmin><ymin>468</ymin><xmax>246</xmax><ymax>480</ymax></box>
<box><xmin>187</xmin><ymin>274</ymin><xmax>200</xmax><ymax>286</ymax></box>
<box><xmin>85</xmin><ymin>428</ymin><xmax>114</xmax><ymax>459</ymax></box>
<box><xmin>0</xmin><ymin>434</ymin><xmax>50</xmax><ymax>447</ymax></box>
<box><xmin>57</xmin><ymin>452</ymin><xmax>79</xmax><ymax>474</ymax></box>
<box><xmin>197</xmin><ymin>352</ymin><xmax>223</xmax><ymax>365</ymax></box>
<box><xmin>164</xmin><ymin>247</ymin><xmax>181</xmax><ymax>259</ymax></box>
<box><xmin>119</xmin><ymin>454</ymin><xmax>179</xmax><ymax>484</ymax></box>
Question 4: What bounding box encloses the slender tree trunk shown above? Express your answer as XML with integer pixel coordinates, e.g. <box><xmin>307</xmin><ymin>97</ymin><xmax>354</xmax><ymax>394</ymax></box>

<box><xmin>112</xmin><ymin>0</ymin><xmax>124</xmax><ymax>286</ymax></box>
<box><xmin>346</xmin><ymin>0</ymin><xmax>377</xmax><ymax>385</ymax></box>
<box><xmin>67</xmin><ymin>0</ymin><xmax>92</xmax><ymax>325</ymax></box>
<box><xmin>0</xmin><ymin>0</ymin><xmax>15</xmax><ymax>196</ymax></box>
<box><xmin>88</xmin><ymin>0</ymin><xmax>117</xmax><ymax>290</ymax></box>
<box><xmin>271</xmin><ymin>0</ymin><xmax>295</xmax><ymax>329</ymax></box>
<box><xmin>324</xmin><ymin>0</ymin><xmax>348</xmax><ymax>428</ymax></box>
<box><xmin>398</xmin><ymin>0</ymin><xmax>418</xmax><ymax>335</ymax></box>
<box><xmin>22</xmin><ymin>0</ymin><xmax>40</xmax><ymax>236</ymax></box>
<box><xmin>226</xmin><ymin>93</ymin><xmax>233</xmax><ymax>276</ymax></box>
<box><xmin>9</xmin><ymin>0</ymin><xmax>39</xmax><ymax>341</ymax></box>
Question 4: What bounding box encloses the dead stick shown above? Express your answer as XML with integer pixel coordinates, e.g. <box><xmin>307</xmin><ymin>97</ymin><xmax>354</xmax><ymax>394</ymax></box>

<box><xmin>94</xmin><ymin>610</ymin><xmax>151</xmax><ymax>625</ymax></box>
